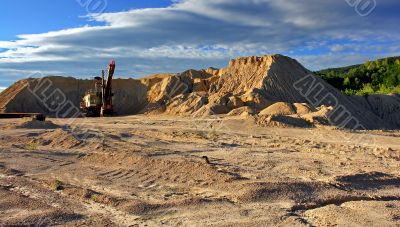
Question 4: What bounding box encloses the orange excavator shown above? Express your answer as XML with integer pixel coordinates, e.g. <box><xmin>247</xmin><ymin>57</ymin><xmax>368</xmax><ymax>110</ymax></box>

<box><xmin>80</xmin><ymin>60</ymin><xmax>116</xmax><ymax>117</ymax></box>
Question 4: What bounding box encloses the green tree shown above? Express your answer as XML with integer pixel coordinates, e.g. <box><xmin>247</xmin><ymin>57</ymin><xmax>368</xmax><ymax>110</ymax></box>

<box><xmin>384</xmin><ymin>73</ymin><xmax>398</xmax><ymax>87</ymax></box>
<box><xmin>343</xmin><ymin>77</ymin><xmax>351</xmax><ymax>87</ymax></box>
<box><xmin>316</xmin><ymin>57</ymin><xmax>400</xmax><ymax>96</ymax></box>
<box><xmin>356</xmin><ymin>84</ymin><xmax>375</xmax><ymax>96</ymax></box>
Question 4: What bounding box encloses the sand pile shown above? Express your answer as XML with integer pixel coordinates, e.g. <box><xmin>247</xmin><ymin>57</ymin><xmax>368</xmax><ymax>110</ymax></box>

<box><xmin>0</xmin><ymin>76</ymin><xmax>148</xmax><ymax>116</ymax></box>
<box><xmin>83</xmin><ymin>153</ymin><xmax>234</xmax><ymax>186</ymax></box>
<box><xmin>142</xmin><ymin>54</ymin><xmax>399</xmax><ymax>129</ymax></box>
<box><xmin>38</xmin><ymin>128</ymin><xmax>82</xmax><ymax>149</ymax></box>
<box><xmin>259</xmin><ymin>102</ymin><xmax>296</xmax><ymax>116</ymax></box>
<box><xmin>145</xmin><ymin>70</ymin><xmax>213</xmax><ymax>104</ymax></box>
<box><xmin>235</xmin><ymin>181</ymin><xmax>335</xmax><ymax>203</ymax></box>
<box><xmin>164</xmin><ymin>92</ymin><xmax>208</xmax><ymax>116</ymax></box>
<box><xmin>1</xmin><ymin>54</ymin><xmax>400</xmax><ymax>129</ymax></box>
<box><xmin>7</xmin><ymin>119</ymin><xmax>61</xmax><ymax>130</ymax></box>
<box><xmin>256</xmin><ymin>115</ymin><xmax>313</xmax><ymax>128</ymax></box>
<box><xmin>0</xmin><ymin>80</ymin><xmax>29</xmax><ymax>112</ymax></box>
<box><xmin>293</xmin><ymin>103</ymin><xmax>316</xmax><ymax>115</ymax></box>
<box><xmin>227</xmin><ymin>106</ymin><xmax>255</xmax><ymax>117</ymax></box>
<box><xmin>301</xmin><ymin>106</ymin><xmax>333</xmax><ymax>126</ymax></box>
<box><xmin>254</xmin><ymin>104</ymin><xmax>333</xmax><ymax>128</ymax></box>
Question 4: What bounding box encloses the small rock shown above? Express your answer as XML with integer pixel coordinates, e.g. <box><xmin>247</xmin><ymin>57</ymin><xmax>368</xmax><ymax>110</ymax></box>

<box><xmin>202</xmin><ymin>156</ymin><xmax>210</xmax><ymax>164</ymax></box>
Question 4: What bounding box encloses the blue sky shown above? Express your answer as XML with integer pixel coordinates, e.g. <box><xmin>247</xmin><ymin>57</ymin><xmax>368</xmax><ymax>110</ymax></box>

<box><xmin>0</xmin><ymin>0</ymin><xmax>399</xmax><ymax>90</ymax></box>
<box><xmin>1</xmin><ymin>0</ymin><xmax>173</xmax><ymax>40</ymax></box>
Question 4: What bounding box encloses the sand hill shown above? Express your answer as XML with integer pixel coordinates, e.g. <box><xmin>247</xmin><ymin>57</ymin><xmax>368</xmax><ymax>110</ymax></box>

<box><xmin>1</xmin><ymin>54</ymin><xmax>399</xmax><ymax>129</ymax></box>
<box><xmin>0</xmin><ymin>77</ymin><xmax>149</xmax><ymax>117</ymax></box>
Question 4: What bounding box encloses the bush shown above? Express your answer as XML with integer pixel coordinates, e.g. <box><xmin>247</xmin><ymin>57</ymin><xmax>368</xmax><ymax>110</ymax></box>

<box><xmin>27</xmin><ymin>140</ymin><xmax>38</xmax><ymax>150</ymax></box>
<box><xmin>52</xmin><ymin>179</ymin><xmax>64</xmax><ymax>191</ymax></box>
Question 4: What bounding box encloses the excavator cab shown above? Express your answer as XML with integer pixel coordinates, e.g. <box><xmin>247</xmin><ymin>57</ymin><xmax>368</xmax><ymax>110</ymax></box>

<box><xmin>80</xmin><ymin>60</ymin><xmax>116</xmax><ymax>117</ymax></box>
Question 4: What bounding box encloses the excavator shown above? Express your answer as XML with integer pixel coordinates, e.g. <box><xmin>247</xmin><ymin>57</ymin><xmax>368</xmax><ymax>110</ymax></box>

<box><xmin>80</xmin><ymin>60</ymin><xmax>116</xmax><ymax>117</ymax></box>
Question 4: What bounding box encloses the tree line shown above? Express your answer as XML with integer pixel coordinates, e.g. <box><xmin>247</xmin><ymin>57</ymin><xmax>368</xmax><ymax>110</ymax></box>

<box><xmin>316</xmin><ymin>57</ymin><xmax>400</xmax><ymax>96</ymax></box>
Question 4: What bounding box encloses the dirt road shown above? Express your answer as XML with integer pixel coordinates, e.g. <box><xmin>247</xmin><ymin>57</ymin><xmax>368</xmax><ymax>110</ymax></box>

<box><xmin>0</xmin><ymin>116</ymin><xmax>399</xmax><ymax>226</ymax></box>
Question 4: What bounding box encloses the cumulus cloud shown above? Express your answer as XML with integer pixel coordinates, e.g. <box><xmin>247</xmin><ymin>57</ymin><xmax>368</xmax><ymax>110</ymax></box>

<box><xmin>0</xmin><ymin>0</ymin><xmax>399</xmax><ymax>88</ymax></box>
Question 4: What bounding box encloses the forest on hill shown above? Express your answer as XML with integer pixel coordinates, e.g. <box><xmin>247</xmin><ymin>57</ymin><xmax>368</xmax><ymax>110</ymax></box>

<box><xmin>316</xmin><ymin>57</ymin><xmax>400</xmax><ymax>96</ymax></box>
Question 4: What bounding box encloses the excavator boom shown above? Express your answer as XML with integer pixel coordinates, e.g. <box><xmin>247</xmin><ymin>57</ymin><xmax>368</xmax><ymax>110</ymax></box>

<box><xmin>105</xmin><ymin>60</ymin><xmax>115</xmax><ymax>101</ymax></box>
<box><xmin>101</xmin><ymin>60</ymin><xmax>116</xmax><ymax>116</ymax></box>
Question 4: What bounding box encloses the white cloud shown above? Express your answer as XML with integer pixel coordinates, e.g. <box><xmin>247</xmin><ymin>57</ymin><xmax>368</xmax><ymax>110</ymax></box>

<box><xmin>0</xmin><ymin>0</ymin><xmax>399</xmax><ymax>86</ymax></box>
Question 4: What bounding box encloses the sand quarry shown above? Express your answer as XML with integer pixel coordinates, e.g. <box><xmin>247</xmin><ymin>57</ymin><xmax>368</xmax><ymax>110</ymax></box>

<box><xmin>0</xmin><ymin>54</ymin><xmax>400</xmax><ymax>226</ymax></box>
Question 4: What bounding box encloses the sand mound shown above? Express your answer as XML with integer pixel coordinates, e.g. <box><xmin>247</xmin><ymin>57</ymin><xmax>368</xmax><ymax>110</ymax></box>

<box><xmin>301</xmin><ymin>106</ymin><xmax>333</xmax><ymax>126</ymax></box>
<box><xmin>193</xmin><ymin>104</ymin><xmax>231</xmax><ymax>116</ymax></box>
<box><xmin>0</xmin><ymin>76</ymin><xmax>148</xmax><ymax>117</ymax></box>
<box><xmin>38</xmin><ymin>128</ymin><xmax>82</xmax><ymax>149</ymax></box>
<box><xmin>12</xmin><ymin>119</ymin><xmax>61</xmax><ymax>129</ymax></box>
<box><xmin>227</xmin><ymin>96</ymin><xmax>244</xmax><ymax>109</ymax></box>
<box><xmin>83</xmin><ymin>153</ymin><xmax>234</xmax><ymax>186</ymax></box>
<box><xmin>121</xmin><ymin>200</ymin><xmax>163</xmax><ymax>215</ymax></box>
<box><xmin>145</xmin><ymin>69</ymin><xmax>213</xmax><ymax>109</ymax></box>
<box><xmin>165</xmin><ymin>92</ymin><xmax>208</xmax><ymax>116</ymax></box>
<box><xmin>256</xmin><ymin>115</ymin><xmax>313</xmax><ymax>128</ymax></box>
<box><xmin>146</xmin><ymin>75</ymin><xmax>191</xmax><ymax>104</ymax></box>
<box><xmin>236</xmin><ymin>181</ymin><xmax>334</xmax><ymax>203</ymax></box>
<box><xmin>259</xmin><ymin>102</ymin><xmax>296</xmax><ymax>116</ymax></box>
<box><xmin>239</xmin><ymin>88</ymin><xmax>273</xmax><ymax>111</ymax></box>
<box><xmin>227</xmin><ymin>106</ymin><xmax>255</xmax><ymax>116</ymax></box>
<box><xmin>212</xmin><ymin>56</ymin><xmax>274</xmax><ymax>95</ymax></box>
<box><xmin>0</xmin><ymin>80</ymin><xmax>28</xmax><ymax>112</ymax></box>
<box><xmin>258</xmin><ymin>102</ymin><xmax>315</xmax><ymax>116</ymax></box>
<box><xmin>303</xmin><ymin>201</ymin><xmax>400</xmax><ymax>227</ymax></box>
<box><xmin>293</xmin><ymin>103</ymin><xmax>316</xmax><ymax>115</ymax></box>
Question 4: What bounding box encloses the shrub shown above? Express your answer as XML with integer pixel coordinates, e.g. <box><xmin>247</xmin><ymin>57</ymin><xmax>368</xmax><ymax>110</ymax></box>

<box><xmin>52</xmin><ymin>179</ymin><xmax>64</xmax><ymax>191</ymax></box>
<box><xmin>27</xmin><ymin>141</ymin><xmax>38</xmax><ymax>150</ymax></box>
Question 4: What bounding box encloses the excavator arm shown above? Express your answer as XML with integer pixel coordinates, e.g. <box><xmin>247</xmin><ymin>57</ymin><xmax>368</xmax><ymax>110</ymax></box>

<box><xmin>105</xmin><ymin>60</ymin><xmax>115</xmax><ymax>101</ymax></box>
<box><xmin>101</xmin><ymin>60</ymin><xmax>116</xmax><ymax>116</ymax></box>
<box><xmin>81</xmin><ymin>59</ymin><xmax>116</xmax><ymax>117</ymax></box>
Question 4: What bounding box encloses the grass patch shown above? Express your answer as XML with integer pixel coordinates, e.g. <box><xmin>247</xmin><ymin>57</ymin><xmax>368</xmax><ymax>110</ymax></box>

<box><xmin>52</xmin><ymin>179</ymin><xmax>64</xmax><ymax>191</ymax></box>
<box><xmin>27</xmin><ymin>140</ymin><xmax>38</xmax><ymax>150</ymax></box>
<box><xmin>90</xmin><ymin>194</ymin><xmax>100</xmax><ymax>203</ymax></box>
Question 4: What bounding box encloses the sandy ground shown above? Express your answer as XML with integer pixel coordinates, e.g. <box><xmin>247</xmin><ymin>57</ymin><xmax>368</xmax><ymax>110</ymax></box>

<box><xmin>0</xmin><ymin>115</ymin><xmax>399</xmax><ymax>226</ymax></box>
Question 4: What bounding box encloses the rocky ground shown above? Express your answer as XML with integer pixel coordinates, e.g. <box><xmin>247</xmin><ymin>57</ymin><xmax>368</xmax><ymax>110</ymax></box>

<box><xmin>0</xmin><ymin>116</ymin><xmax>400</xmax><ymax>226</ymax></box>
